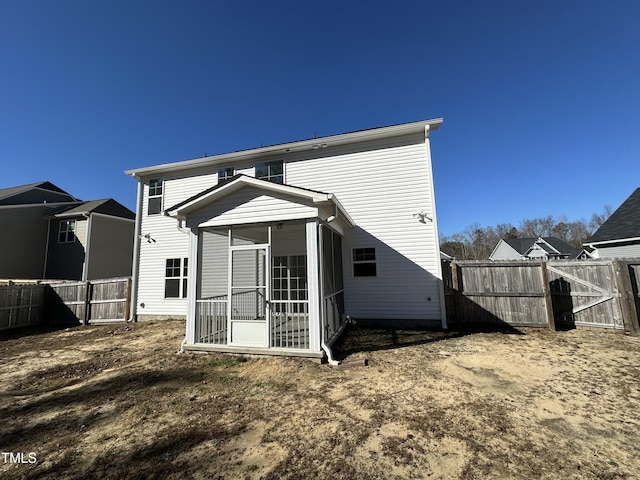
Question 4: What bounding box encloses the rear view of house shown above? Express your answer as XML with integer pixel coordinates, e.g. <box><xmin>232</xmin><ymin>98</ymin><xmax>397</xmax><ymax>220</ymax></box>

<box><xmin>126</xmin><ymin>119</ymin><xmax>445</xmax><ymax>360</ymax></box>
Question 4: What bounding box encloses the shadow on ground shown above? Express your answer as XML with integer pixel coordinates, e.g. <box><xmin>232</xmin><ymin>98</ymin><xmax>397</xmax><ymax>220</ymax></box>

<box><xmin>332</xmin><ymin>323</ymin><xmax>525</xmax><ymax>361</ymax></box>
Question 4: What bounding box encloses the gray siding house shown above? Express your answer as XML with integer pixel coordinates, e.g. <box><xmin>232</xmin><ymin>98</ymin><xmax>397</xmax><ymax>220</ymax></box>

<box><xmin>585</xmin><ymin>188</ymin><xmax>640</xmax><ymax>258</ymax></box>
<box><xmin>0</xmin><ymin>181</ymin><xmax>135</xmax><ymax>281</ymax></box>
<box><xmin>490</xmin><ymin>237</ymin><xmax>590</xmax><ymax>260</ymax></box>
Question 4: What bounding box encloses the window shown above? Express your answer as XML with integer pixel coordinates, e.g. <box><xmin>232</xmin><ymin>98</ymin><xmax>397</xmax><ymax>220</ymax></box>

<box><xmin>218</xmin><ymin>167</ymin><xmax>235</xmax><ymax>183</ymax></box>
<box><xmin>255</xmin><ymin>160</ymin><xmax>283</xmax><ymax>184</ymax></box>
<box><xmin>165</xmin><ymin>258</ymin><xmax>188</xmax><ymax>298</ymax></box>
<box><xmin>352</xmin><ymin>248</ymin><xmax>376</xmax><ymax>277</ymax></box>
<box><xmin>272</xmin><ymin>255</ymin><xmax>307</xmax><ymax>301</ymax></box>
<box><xmin>148</xmin><ymin>178</ymin><xmax>163</xmax><ymax>215</ymax></box>
<box><xmin>58</xmin><ymin>220</ymin><xmax>76</xmax><ymax>243</ymax></box>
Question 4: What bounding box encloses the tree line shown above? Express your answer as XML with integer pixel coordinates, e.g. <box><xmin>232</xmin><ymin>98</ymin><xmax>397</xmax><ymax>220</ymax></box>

<box><xmin>440</xmin><ymin>206</ymin><xmax>612</xmax><ymax>260</ymax></box>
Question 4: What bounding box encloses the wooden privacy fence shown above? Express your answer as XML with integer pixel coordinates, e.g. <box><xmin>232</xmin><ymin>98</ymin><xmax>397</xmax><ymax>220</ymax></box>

<box><xmin>0</xmin><ymin>277</ymin><xmax>131</xmax><ymax>330</ymax></box>
<box><xmin>443</xmin><ymin>259</ymin><xmax>640</xmax><ymax>334</ymax></box>
<box><xmin>0</xmin><ymin>284</ymin><xmax>47</xmax><ymax>330</ymax></box>
<box><xmin>47</xmin><ymin>277</ymin><xmax>132</xmax><ymax>325</ymax></box>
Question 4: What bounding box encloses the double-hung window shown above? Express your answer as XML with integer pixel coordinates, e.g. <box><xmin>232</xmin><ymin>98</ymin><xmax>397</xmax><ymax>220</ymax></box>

<box><xmin>148</xmin><ymin>178</ymin><xmax>163</xmax><ymax>215</ymax></box>
<box><xmin>352</xmin><ymin>248</ymin><xmax>377</xmax><ymax>277</ymax></box>
<box><xmin>255</xmin><ymin>160</ymin><xmax>283</xmax><ymax>184</ymax></box>
<box><xmin>165</xmin><ymin>258</ymin><xmax>188</xmax><ymax>298</ymax></box>
<box><xmin>217</xmin><ymin>167</ymin><xmax>235</xmax><ymax>183</ymax></box>
<box><xmin>58</xmin><ymin>220</ymin><xmax>76</xmax><ymax>243</ymax></box>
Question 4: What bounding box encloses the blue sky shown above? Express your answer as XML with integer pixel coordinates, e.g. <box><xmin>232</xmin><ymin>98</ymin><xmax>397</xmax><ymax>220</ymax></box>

<box><xmin>1</xmin><ymin>1</ymin><xmax>638</xmax><ymax>237</ymax></box>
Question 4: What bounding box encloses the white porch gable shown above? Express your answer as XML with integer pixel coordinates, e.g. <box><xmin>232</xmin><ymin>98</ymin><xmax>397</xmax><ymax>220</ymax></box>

<box><xmin>166</xmin><ymin>174</ymin><xmax>354</xmax><ymax>231</ymax></box>
<box><xmin>165</xmin><ymin>175</ymin><xmax>352</xmax><ymax>358</ymax></box>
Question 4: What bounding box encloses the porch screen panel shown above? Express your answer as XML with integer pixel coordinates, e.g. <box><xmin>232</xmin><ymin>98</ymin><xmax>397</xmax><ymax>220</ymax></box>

<box><xmin>231</xmin><ymin>249</ymin><xmax>265</xmax><ymax>321</ymax></box>
<box><xmin>197</xmin><ymin>228</ymin><xmax>229</xmax><ymax>344</ymax></box>
<box><xmin>270</xmin><ymin>221</ymin><xmax>309</xmax><ymax>349</ymax></box>
<box><xmin>322</xmin><ymin>227</ymin><xmax>345</xmax><ymax>339</ymax></box>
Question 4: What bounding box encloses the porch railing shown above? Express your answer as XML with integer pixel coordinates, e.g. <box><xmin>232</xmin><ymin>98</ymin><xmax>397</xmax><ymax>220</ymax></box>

<box><xmin>196</xmin><ymin>293</ymin><xmax>310</xmax><ymax>349</ymax></box>
<box><xmin>196</xmin><ymin>299</ymin><xmax>227</xmax><ymax>344</ymax></box>
<box><xmin>271</xmin><ymin>300</ymin><xmax>309</xmax><ymax>349</ymax></box>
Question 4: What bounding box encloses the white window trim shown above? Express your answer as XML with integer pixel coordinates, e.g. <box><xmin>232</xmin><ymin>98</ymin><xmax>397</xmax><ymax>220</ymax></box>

<box><xmin>164</xmin><ymin>257</ymin><xmax>188</xmax><ymax>299</ymax></box>
<box><xmin>255</xmin><ymin>160</ymin><xmax>285</xmax><ymax>184</ymax></box>
<box><xmin>58</xmin><ymin>220</ymin><xmax>76</xmax><ymax>243</ymax></box>
<box><xmin>217</xmin><ymin>167</ymin><xmax>235</xmax><ymax>183</ymax></box>
<box><xmin>352</xmin><ymin>247</ymin><xmax>377</xmax><ymax>277</ymax></box>
<box><xmin>148</xmin><ymin>178</ymin><xmax>164</xmax><ymax>216</ymax></box>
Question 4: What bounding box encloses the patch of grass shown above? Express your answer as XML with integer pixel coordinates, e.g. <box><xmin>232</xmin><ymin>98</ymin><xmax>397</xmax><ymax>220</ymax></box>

<box><xmin>208</xmin><ymin>355</ymin><xmax>247</xmax><ymax>369</ymax></box>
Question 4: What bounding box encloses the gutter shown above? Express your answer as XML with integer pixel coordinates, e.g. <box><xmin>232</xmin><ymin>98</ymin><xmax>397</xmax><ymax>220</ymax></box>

<box><xmin>128</xmin><ymin>181</ymin><xmax>143</xmax><ymax>322</ymax></box>
<box><xmin>82</xmin><ymin>213</ymin><xmax>92</xmax><ymax>281</ymax></box>
<box><xmin>584</xmin><ymin>236</ymin><xmax>640</xmax><ymax>248</ymax></box>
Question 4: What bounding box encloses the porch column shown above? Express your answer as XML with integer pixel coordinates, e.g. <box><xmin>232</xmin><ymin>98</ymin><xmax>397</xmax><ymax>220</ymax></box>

<box><xmin>185</xmin><ymin>227</ymin><xmax>199</xmax><ymax>344</ymax></box>
<box><xmin>306</xmin><ymin>219</ymin><xmax>321</xmax><ymax>351</ymax></box>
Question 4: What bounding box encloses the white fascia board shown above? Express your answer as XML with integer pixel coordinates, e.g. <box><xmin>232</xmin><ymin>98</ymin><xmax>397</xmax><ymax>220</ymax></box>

<box><xmin>125</xmin><ymin>118</ymin><xmax>443</xmax><ymax>178</ymax></box>
<box><xmin>536</xmin><ymin>237</ymin><xmax>560</xmax><ymax>254</ymax></box>
<box><xmin>584</xmin><ymin>236</ymin><xmax>640</xmax><ymax>247</ymax></box>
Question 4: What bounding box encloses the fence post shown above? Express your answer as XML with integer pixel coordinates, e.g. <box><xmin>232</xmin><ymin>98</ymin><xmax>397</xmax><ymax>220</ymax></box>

<box><xmin>613</xmin><ymin>260</ymin><xmax>640</xmax><ymax>336</ymax></box>
<box><xmin>449</xmin><ymin>261</ymin><xmax>458</xmax><ymax>327</ymax></box>
<box><xmin>83</xmin><ymin>281</ymin><xmax>91</xmax><ymax>326</ymax></box>
<box><xmin>125</xmin><ymin>277</ymin><xmax>132</xmax><ymax>322</ymax></box>
<box><xmin>540</xmin><ymin>261</ymin><xmax>556</xmax><ymax>331</ymax></box>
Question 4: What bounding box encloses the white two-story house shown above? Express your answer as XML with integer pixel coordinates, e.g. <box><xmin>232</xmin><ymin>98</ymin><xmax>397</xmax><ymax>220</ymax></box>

<box><xmin>125</xmin><ymin>119</ymin><xmax>445</xmax><ymax>361</ymax></box>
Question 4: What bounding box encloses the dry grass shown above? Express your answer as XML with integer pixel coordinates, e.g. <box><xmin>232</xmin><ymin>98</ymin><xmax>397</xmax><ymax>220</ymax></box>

<box><xmin>1</xmin><ymin>319</ymin><xmax>639</xmax><ymax>479</ymax></box>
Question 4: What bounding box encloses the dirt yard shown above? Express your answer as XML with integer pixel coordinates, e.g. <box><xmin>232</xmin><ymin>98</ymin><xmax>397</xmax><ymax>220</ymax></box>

<box><xmin>1</xmin><ymin>320</ymin><xmax>639</xmax><ymax>479</ymax></box>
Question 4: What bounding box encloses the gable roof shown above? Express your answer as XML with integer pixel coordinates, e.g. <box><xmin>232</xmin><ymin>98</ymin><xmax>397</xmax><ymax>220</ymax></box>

<box><xmin>502</xmin><ymin>238</ymin><xmax>537</xmax><ymax>255</ymax></box>
<box><xmin>166</xmin><ymin>174</ymin><xmax>354</xmax><ymax>226</ymax></box>
<box><xmin>125</xmin><ymin>118</ymin><xmax>443</xmax><ymax>178</ymax></box>
<box><xmin>47</xmin><ymin>199</ymin><xmax>135</xmax><ymax>220</ymax></box>
<box><xmin>587</xmin><ymin>188</ymin><xmax>640</xmax><ymax>245</ymax></box>
<box><xmin>501</xmin><ymin>237</ymin><xmax>581</xmax><ymax>257</ymax></box>
<box><xmin>0</xmin><ymin>181</ymin><xmax>77</xmax><ymax>203</ymax></box>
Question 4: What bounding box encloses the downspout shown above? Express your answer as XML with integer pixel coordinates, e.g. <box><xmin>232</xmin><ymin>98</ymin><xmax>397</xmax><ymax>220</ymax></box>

<box><xmin>43</xmin><ymin>219</ymin><xmax>51</xmax><ymax>279</ymax></box>
<box><xmin>128</xmin><ymin>180</ymin><xmax>143</xmax><ymax>322</ymax></box>
<box><xmin>82</xmin><ymin>213</ymin><xmax>92</xmax><ymax>282</ymax></box>
<box><xmin>319</xmin><ymin>204</ymin><xmax>340</xmax><ymax>366</ymax></box>
<box><xmin>174</xmin><ymin>216</ymin><xmax>190</xmax><ymax>350</ymax></box>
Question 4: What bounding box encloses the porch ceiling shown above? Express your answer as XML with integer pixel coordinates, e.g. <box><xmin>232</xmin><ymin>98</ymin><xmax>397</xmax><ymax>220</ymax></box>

<box><xmin>165</xmin><ymin>175</ymin><xmax>355</xmax><ymax>227</ymax></box>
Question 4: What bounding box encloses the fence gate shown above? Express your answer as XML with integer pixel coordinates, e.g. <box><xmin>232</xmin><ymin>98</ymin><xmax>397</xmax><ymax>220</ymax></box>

<box><xmin>547</xmin><ymin>261</ymin><xmax>623</xmax><ymax>329</ymax></box>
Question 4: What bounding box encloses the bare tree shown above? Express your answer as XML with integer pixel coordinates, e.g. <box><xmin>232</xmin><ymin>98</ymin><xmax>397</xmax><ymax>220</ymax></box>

<box><xmin>440</xmin><ymin>206</ymin><xmax>613</xmax><ymax>260</ymax></box>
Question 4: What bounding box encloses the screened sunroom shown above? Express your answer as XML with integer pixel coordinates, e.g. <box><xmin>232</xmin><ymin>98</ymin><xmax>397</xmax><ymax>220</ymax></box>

<box><xmin>166</xmin><ymin>175</ymin><xmax>354</xmax><ymax>359</ymax></box>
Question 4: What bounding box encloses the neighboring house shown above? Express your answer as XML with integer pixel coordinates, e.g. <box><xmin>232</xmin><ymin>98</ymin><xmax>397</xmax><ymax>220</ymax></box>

<box><xmin>125</xmin><ymin>119</ymin><xmax>445</xmax><ymax>360</ymax></box>
<box><xmin>585</xmin><ymin>187</ymin><xmax>640</xmax><ymax>258</ymax></box>
<box><xmin>0</xmin><ymin>181</ymin><xmax>135</xmax><ymax>281</ymax></box>
<box><xmin>490</xmin><ymin>237</ymin><xmax>590</xmax><ymax>260</ymax></box>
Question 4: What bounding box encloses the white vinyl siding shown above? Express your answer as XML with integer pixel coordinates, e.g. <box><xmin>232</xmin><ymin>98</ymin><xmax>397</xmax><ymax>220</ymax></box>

<box><xmin>286</xmin><ymin>133</ymin><xmax>442</xmax><ymax>322</ymax></box>
<box><xmin>186</xmin><ymin>187</ymin><xmax>317</xmax><ymax>228</ymax></box>
<box><xmin>137</xmin><ymin>171</ymin><xmax>219</xmax><ymax>316</ymax></box>
<box><xmin>134</xmin><ymin>130</ymin><xmax>443</xmax><ymax>324</ymax></box>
